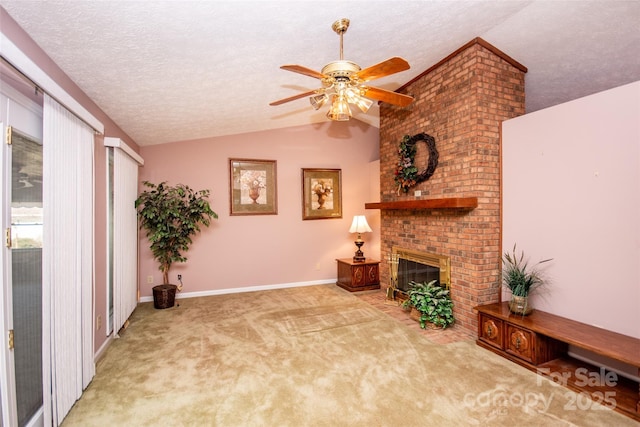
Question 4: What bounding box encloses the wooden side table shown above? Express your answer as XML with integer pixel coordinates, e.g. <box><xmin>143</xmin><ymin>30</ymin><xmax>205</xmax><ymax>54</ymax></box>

<box><xmin>336</xmin><ymin>258</ymin><xmax>380</xmax><ymax>292</ymax></box>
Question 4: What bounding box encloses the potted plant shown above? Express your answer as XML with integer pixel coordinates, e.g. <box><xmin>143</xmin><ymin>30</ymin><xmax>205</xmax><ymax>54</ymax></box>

<box><xmin>135</xmin><ymin>181</ymin><xmax>218</xmax><ymax>309</ymax></box>
<box><xmin>502</xmin><ymin>244</ymin><xmax>552</xmax><ymax>315</ymax></box>
<box><xmin>402</xmin><ymin>280</ymin><xmax>455</xmax><ymax>329</ymax></box>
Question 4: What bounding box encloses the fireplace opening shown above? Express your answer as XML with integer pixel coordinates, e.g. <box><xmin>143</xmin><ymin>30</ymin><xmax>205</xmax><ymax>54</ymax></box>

<box><xmin>391</xmin><ymin>247</ymin><xmax>451</xmax><ymax>294</ymax></box>
<box><xmin>397</xmin><ymin>259</ymin><xmax>439</xmax><ymax>292</ymax></box>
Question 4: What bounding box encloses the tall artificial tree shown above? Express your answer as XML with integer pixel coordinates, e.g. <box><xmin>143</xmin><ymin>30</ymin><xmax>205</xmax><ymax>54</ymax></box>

<box><xmin>135</xmin><ymin>181</ymin><xmax>217</xmax><ymax>284</ymax></box>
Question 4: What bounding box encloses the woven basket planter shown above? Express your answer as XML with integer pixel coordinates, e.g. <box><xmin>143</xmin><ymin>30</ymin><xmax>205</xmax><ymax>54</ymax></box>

<box><xmin>409</xmin><ymin>307</ymin><xmax>420</xmax><ymax>322</ymax></box>
<box><xmin>152</xmin><ymin>284</ymin><xmax>177</xmax><ymax>309</ymax></box>
<box><xmin>409</xmin><ymin>307</ymin><xmax>439</xmax><ymax>329</ymax></box>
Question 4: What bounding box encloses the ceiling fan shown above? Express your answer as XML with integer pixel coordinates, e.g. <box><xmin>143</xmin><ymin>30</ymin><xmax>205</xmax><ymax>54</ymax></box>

<box><xmin>269</xmin><ymin>18</ymin><xmax>414</xmax><ymax>121</ymax></box>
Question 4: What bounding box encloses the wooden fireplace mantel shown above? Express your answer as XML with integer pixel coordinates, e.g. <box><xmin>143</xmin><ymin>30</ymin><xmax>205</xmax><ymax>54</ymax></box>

<box><xmin>365</xmin><ymin>197</ymin><xmax>478</xmax><ymax>210</ymax></box>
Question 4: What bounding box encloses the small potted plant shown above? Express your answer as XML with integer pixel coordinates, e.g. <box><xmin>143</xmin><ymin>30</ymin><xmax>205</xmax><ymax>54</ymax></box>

<box><xmin>502</xmin><ymin>244</ymin><xmax>552</xmax><ymax>315</ymax></box>
<box><xmin>135</xmin><ymin>181</ymin><xmax>218</xmax><ymax>309</ymax></box>
<box><xmin>402</xmin><ymin>280</ymin><xmax>455</xmax><ymax>329</ymax></box>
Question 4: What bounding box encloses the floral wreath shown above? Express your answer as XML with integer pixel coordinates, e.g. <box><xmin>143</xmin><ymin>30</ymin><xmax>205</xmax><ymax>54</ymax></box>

<box><xmin>394</xmin><ymin>133</ymin><xmax>439</xmax><ymax>193</ymax></box>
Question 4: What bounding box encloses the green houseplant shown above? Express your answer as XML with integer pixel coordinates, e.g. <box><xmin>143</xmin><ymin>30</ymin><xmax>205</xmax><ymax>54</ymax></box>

<box><xmin>502</xmin><ymin>244</ymin><xmax>552</xmax><ymax>315</ymax></box>
<box><xmin>135</xmin><ymin>181</ymin><xmax>218</xmax><ymax>308</ymax></box>
<box><xmin>402</xmin><ymin>280</ymin><xmax>454</xmax><ymax>329</ymax></box>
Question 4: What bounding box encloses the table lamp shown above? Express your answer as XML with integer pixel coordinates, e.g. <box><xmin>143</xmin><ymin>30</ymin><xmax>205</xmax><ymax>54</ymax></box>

<box><xmin>349</xmin><ymin>215</ymin><xmax>372</xmax><ymax>262</ymax></box>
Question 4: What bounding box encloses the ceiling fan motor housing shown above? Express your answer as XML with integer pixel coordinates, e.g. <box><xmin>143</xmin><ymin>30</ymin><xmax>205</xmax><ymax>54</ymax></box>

<box><xmin>321</xmin><ymin>60</ymin><xmax>361</xmax><ymax>80</ymax></box>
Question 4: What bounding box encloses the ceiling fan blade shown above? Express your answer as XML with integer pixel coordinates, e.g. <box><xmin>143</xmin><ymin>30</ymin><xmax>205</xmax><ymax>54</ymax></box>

<box><xmin>361</xmin><ymin>86</ymin><xmax>414</xmax><ymax>107</ymax></box>
<box><xmin>280</xmin><ymin>65</ymin><xmax>326</xmax><ymax>80</ymax></box>
<box><xmin>269</xmin><ymin>89</ymin><xmax>319</xmax><ymax>106</ymax></box>
<box><xmin>354</xmin><ymin>57</ymin><xmax>410</xmax><ymax>82</ymax></box>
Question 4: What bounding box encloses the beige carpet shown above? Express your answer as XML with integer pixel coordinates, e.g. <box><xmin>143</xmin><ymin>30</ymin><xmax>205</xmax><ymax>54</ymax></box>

<box><xmin>62</xmin><ymin>285</ymin><xmax>637</xmax><ymax>426</ymax></box>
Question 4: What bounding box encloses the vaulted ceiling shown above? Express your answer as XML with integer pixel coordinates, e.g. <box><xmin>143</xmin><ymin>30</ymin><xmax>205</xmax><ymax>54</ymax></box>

<box><xmin>1</xmin><ymin>1</ymin><xmax>639</xmax><ymax>146</ymax></box>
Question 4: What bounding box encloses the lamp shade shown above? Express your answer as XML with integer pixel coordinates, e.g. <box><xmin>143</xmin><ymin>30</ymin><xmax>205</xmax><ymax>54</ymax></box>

<box><xmin>349</xmin><ymin>215</ymin><xmax>372</xmax><ymax>234</ymax></box>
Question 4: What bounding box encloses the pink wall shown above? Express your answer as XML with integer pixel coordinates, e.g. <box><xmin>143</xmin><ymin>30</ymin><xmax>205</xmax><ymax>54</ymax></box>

<box><xmin>1</xmin><ymin>7</ymin><xmax>140</xmax><ymax>352</ymax></box>
<box><xmin>138</xmin><ymin>122</ymin><xmax>380</xmax><ymax>297</ymax></box>
<box><xmin>502</xmin><ymin>81</ymin><xmax>640</xmax><ymax>338</ymax></box>
<box><xmin>2</xmin><ymin>6</ymin><xmax>380</xmax><ymax>354</ymax></box>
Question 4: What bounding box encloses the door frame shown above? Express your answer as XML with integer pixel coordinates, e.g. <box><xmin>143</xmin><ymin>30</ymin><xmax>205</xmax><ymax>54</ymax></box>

<box><xmin>1</xmin><ymin>72</ymin><xmax>44</xmax><ymax>427</ymax></box>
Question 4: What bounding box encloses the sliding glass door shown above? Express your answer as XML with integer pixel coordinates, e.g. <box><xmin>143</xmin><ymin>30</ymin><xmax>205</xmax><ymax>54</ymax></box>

<box><xmin>1</xmin><ymin>67</ymin><xmax>44</xmax><ymax>427</ymax></box>
<box><xmin>9</xmin><ymin>129</ymin><xmax>43</xmax><ymax>426</ymax></box>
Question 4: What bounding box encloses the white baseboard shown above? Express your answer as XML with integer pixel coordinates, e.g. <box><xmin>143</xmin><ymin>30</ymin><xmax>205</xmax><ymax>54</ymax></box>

<box><xmin>94</xmin><ymin>333</ymin><xmax>113</xmax><ymax>363</ymax></box>
<box><xmin>138</xmin><ymin>279</ymin><xmax>337</xmax><ymax>303</ymax></box>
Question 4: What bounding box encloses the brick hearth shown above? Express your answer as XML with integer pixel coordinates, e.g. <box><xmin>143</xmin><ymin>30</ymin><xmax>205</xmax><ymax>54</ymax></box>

<box><xmin>355</xmin><ymin>290</ymin><xmax>474</xmax><ymax>344</ymax></box>
<box><xmin>375</xmin><ymin>38</ymin><xmax>527</xmax><ymax>334</ymax></box>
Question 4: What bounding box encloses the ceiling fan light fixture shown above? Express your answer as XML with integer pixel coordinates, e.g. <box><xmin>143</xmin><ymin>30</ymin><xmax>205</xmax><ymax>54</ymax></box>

<box><xmin>310</xmin><ymin>94</ymin><xmax>328</xmax><ymax>110</ymax></box>
<box><xmin>270</xmin><ymin>18</ymin><xmax>414</xmax><ymax>119</ymax></box>
<box><xmin>326</xmin><ymin>95</ymin><xmax>351</xmax><ymax>121</ymax></box>
<box><xmin>354</xmin><ymin>96</ymin><xmax>373</xmax><ymax>113</ymax></box>
<box><xmin>345</xmin><ymin>88</ymin><xmax>373</xmax><ymax>113</ymax></box>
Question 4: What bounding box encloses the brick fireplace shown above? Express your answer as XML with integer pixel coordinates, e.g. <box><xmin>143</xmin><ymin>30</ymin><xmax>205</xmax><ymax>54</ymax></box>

<box><xmin>392</xmin><ymin>246</ymin><xmax>451</xmax><ymax>293</ymax></box>
<box><xmin>374</xmin><ymin>38</ymin><xmax>527</xmax><ymax>334</ymax></box>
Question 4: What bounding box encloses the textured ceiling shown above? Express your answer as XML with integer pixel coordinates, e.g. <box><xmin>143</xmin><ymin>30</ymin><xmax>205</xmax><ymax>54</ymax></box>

<box><xmin>1</xmin><ymin>1</ymin><xmax>639</xmax><ymax>146</ymax></box>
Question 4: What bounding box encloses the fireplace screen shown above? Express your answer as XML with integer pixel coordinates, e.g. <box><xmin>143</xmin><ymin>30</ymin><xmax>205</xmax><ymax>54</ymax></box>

<box><xmin>392</xmin><ymin>247</ymin><xmax>451</xmax><ymax>293</ymax></box>
<box><xmin>397</xmin><ymin>259</ymin><xmax>440</xmax><ymax>292</ymax></box>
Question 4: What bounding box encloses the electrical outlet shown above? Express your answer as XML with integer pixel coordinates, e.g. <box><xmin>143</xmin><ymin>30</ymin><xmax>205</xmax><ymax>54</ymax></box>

<box><xmin>315</xmin><ymin>263</ymin><xmax>320</xmax><ymax>271</ymax></box>
<box><xmin>96</xmin><ymin>315</ymin><xmax>102</xmax><ymax>331</ymax></box>
<box><xmin>178</xmin><ymin>274</ymin><xmax>182</xmax><ymax>281</ymax></box>
<box><xmin>147</xmin><ymin>275</ymin><xmax>153</xmax><ymax>284</ymax></box>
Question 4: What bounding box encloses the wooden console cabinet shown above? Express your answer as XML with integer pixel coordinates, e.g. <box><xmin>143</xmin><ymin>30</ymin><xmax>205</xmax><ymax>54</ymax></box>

<box><xmin>476</xmin><ymin>302</ymin><xmax>640</xmax><ymax>422</ymax></box>
<box><xmin>336</xmin><ymin>258</ymin><xmax>380</xmax><ymax>292</ymax></box>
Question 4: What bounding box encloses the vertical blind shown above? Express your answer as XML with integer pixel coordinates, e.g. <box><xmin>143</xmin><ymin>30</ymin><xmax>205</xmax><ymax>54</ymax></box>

<box><xmin>112</xmin><ymin>146</ymin><xmax>141</xmax><ymax>334</ymax></box>
<box><xmin>42</xmin><ymin>94</ymin><xmax>95</xmax><ymax>425</ymax></box>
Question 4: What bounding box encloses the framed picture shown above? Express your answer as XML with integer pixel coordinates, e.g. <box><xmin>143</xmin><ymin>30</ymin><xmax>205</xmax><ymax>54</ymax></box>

<box><xmin>302</xmin><ymin>168</ymin><xmax>342</xmax><ymax>220</ymax></box>
<box><xmin>229</xmin><ymin>158</ymin><xmax>277</xmax><ymax>215</ymax></box>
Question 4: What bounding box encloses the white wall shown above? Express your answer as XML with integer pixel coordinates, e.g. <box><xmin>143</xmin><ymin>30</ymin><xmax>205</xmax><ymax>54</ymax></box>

<box><xmin>502</xmin><ymin>81</ymin><xmax>640</xmax><ymax>339</ymax></box>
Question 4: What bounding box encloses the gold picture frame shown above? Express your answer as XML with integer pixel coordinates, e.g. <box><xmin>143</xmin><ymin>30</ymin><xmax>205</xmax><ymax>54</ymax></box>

<box><xmin>229</xmin><ymin>158</ymin><xmax>277</xmax><ymax>215</ymax></box>
<box><xmin>302</xmin><ymin>168</ymin><xmax>342</xmax><ymax>220</ymax></box>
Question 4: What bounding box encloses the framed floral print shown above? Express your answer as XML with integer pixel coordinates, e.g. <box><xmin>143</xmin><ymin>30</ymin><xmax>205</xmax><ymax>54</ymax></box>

<box><xmin>302</xmin><ymin>168</ymin><xmax>342</xmax><ymax>220</ymax></box>
<box><xmin>229</xmin><ymin>158</ymin><xmax>277</xmax><ymax>215</ymax></box>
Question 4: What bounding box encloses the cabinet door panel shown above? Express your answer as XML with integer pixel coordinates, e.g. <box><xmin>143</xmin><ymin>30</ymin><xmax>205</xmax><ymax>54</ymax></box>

<box><xmin>479</xmin><ymin>314</ymin><xmax>503</xmax><ymax>350</ymax></box>
<box><xmin>506</xmin><ymin>324</ymin><xmax>534</xmax><ymax>363</ymax></box>
<box><xmin>365</xmin><ymin>264</ymin><xmax>379</xmax><ymax>286</ymax></box>
<box><xmin>351</xmin><ymin>265</ymin><xmax>365</xmax><ymax>286</ymax></box>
